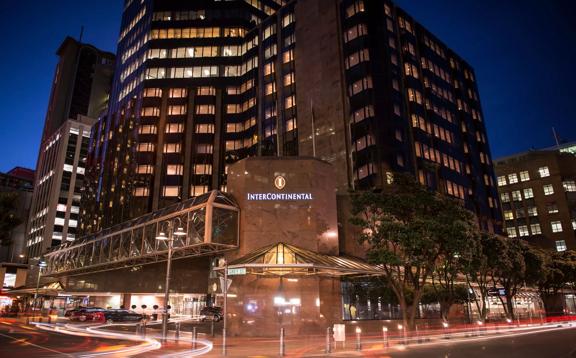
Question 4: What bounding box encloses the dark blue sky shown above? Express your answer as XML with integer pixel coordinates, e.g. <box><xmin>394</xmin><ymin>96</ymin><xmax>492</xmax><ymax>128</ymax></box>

<box><xmin>0</xmin><ymin>0</ymin><xmax>574</xmax><ymax>172</ymax></box>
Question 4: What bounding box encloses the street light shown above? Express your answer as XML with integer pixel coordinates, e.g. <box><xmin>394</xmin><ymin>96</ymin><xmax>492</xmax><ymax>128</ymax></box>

<box><xmin>34</xmin><ymin>260</ymin><xmax>47</xmax><ymax>314</ymax></box>
<box><xmin>156</xmin><ymin>218</ymin><xmax>186</xmax><ymax>341</ymax></box>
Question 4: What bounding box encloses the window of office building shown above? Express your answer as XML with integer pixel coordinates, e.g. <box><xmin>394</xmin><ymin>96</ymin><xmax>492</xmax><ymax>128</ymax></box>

<box><xmin>551</xmin><ymin>221</ymin><xmax>563</xmax><ymax>233</ymax></box>
<box><xmin>547</xmin><ymin>204</ymin><xmax>559</xmax><ymax>214</ymax></box>
<box><xmin>508</xmin><ymin>173</ymin><xmax>518</xmax><ymax>184</ymax></box>
<box><xmin>506</xmin><ymin>227</ymin><xmax>517</xmax><ymax>238</ymax></box>
<box><xmin>163</xmin><ymin>186</ymin><xmax>180</xmax><ymax>197</ymax></box>
<box><xmin>345</xmin><ymin>0</ymin><xmax>365</xmax><ymax>18</ymax></box>
<box><xmin>518</xmin><ymin>225</ymin><xmax>529</xmax><ymax>237</ymax></box>
<box><xmin>523</xmin><ymin>188</ymin><xmax>534</xmax><ymax>199</ymax></box>
<box><xmin>563</xmin><ymin>180</ymin><xmax>576</xmax><ymax>192</ymax></box>
<box><xmin>346</xmin><ymin>49</ymin><xmax>370</xmax><ymax>69</ymax></box>
<box><xmin>191</xmin><ymin>185</ymin><xmax>208</xmax><ymax>197</ymax></box>
<box><xmin>572</xmin><ymin>218</ymin><xmax>576</xmax><ymax>230</ymax></box>
<box><xmin>194</xmin><ymin>164</ymin><xmax>212</xmax><ymax>175</ymax></box>
<box><xmin>133</xmin><ymin>187</ymin><xmax>149</xmax><ymax>197</ymax></box>
<box><xmin>169</xmin><ymin>88</ymin><xmax>188</xmax><ymax>98</ymax></box>
<box><xmin>136</xmin><ymin>165</ymin><xmax>154</xmax><ymax>174</ymax></box>
<box><xmin>165</xmin><ymin>123</ymin><xmax>184</xmax><ymax>133</ymax></box>
<box><xmin>500</xmin><ymin>192</ymin><xmax>510</xmax><ymax>203</ymax></box>
<box><xmin>543</xmin><ymin>184</ymin><xmax>554</xmax><ymax>196</ymax></box>
<box><xmin>163</xmin><ymin>142</ymin><xmax>182</xmax><ymax>153</ymax></box>
<box><xmin>511</xmin><ymin>190</ymin><xmax>522</xmax><ymax>201</ymax></box>
<box><xmin>195</xmin><ymin>124</ymin><xmax>214</xmax><ymax>133</ymax></box>
<box><xmin>538</xmin><ymin>166</ymin><xmax>550</xmax><ymax>178</ymax></box>
<box><xmin>197</xmin><ymin>86</ymin><xmax>216</xmax><ymax>96</ymax></box>
<box><xmin>520</xmin><ymin>170</ymin><xmax>530</xmax><ymax>181</ymax></box>
<box><xmin>349</xmin><ymin>77</ymin><xmax>373</xmax><ymax>96</ymax></box>
<box><xmin>138</xmin><ymin>125</ymin><xmax>157</xmax><ymax>134</ymax></box>
<box><xmin>530</xmin><ymin>223</ymin><xmax>542</xmax><ymax>235</ymax></box>
<box><xmin>196</xmin><ymin>105</ymin><xmax>215</xmax><ymax>115</ymax></box>
<box><xmin>527</xmin><ymin>207</ymin><xmax>538</xmax><ymax>217</ymax></box>
<box><xmin>168</xmin><ymin>105</ymin><xmax>187</xmax><ymax>115</ymax></box>
<box><xmin>166</xmin><ymin>164</ymin><xmax>183</xmax><ymax>175</ymax></box>
<box><xmin>138</xmin><ymin>143</ymin><xmax>155</xmax><ymax>152</ymax></box>
<box><xmin>497</xmin><ymin>176</ymin><xmax>507</xmax><ymax>186</ymax></box>
<box><xmin>503</xmin><ymin>210</ymin><xmax>514</xmax><ymax>221</ymax></box>
<box><xmin>344</xmin><ymin>24</ymin><xmax>368</xmax><ymax>43</ymax></box>
<box><xmin>556</xmin><ymin>240</ymin><xmax>567</xmax><ymax>252</ymax></box>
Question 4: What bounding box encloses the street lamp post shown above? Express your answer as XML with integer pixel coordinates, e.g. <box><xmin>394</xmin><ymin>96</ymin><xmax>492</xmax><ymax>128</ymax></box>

<box><xmin>33</xmin><ymin>260</ymin><xmax>47</xmax><ymax>314</ymax></box>
<box><xmin>221</xmin><ymin>258</ymin><xmax>228</xmax><ymax>356</ymax></box>
<box><xmin>156</xmin><ymin>219</ymin><xmax>187</xmax><ymax>341</ymax></box>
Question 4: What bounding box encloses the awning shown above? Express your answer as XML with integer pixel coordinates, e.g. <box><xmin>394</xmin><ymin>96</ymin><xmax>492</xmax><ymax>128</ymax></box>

<box><xmin>214</xmin><ymin>242</ymin><xmax>383</xmax><ymax>277</ymax></box>
<box><xmin>6</xmin><ymin>281</ymin><xmax>65</xmax><ymax>296</ymax></box>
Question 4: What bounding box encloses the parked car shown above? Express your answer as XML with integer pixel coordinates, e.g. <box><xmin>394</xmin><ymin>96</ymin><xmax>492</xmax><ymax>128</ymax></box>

<box><xmin>200</xmin><ymin>306</ymin><xmax>223</xmax><ymax>322</ymax></box>
<box><xmin>65</xmin><ymin>307</ymin><xmax>103</xmax><ymax>318</ymax></box>
<box><xmin>102</xmin><ymin>309</ymin><xmax>144</xmax><ymax>324</ymax></box>
<box><xmin>69</xmin><ymin>308</ymin><xmax>106</xmax><ymax>322</ymax></box>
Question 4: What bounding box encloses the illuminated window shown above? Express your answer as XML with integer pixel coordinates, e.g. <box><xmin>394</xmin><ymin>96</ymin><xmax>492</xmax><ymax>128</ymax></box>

<box><xmin>345</xmin><ymin>0</ymin><xmax>365</xmax><ymax>18</ymax></box>
<box><xmin>508</xmin><ymin>173</ymin><xmax>518</xmax><ymax>184</ymax></box>
<box><xmin>191</xmin><ymin>185</ymin><xmax>208</xmax><ymax>196</ymax></box>
<box><xmin>169</xmin><ymin>88</ymin><xmax>187</xmax><ymax>98</ymax></box>
<box><xmin>163</xmin><ymin>142</ymin><xmax>182</xmax><ymax>153</ymax></box>
<box><xmin>166</xmin><ymin>164</ymin><xmax>183</xmax><ymax>175</ymax></box>
<box><xmin>506</xmin><ymin>227</ymin><xmax>517</xmax><ymax>238</ymax></box>
<box><xmin>563</xmin><ymin>180</ymin><xmax>576</xmax><ymax>192</ymax></box>
<box><xmin>141</xmin><ymin>107</ymin><xmax>160</xmax><ymax>116</ymax></box>
<box><xmin>197</xmin><ymin>86</ymin><xmax>215</xmax><ymax>96</ymax></box>
<box><xmin>530</xmin><ymin>223</ymin><xmax>542</xmax><ymax>235</ymax></box>
<box><xmin>551</xmin><ymin>221</ymin><xmax>563</xmax><ymax>233</ymax></box>
<box><xmin>137</xmin><ymin>143</ymin><xmax>155</xmax><ymax>152</ymax></box>
<box><xmin>500</xmin><ymin>192</ymin><xmax>510</xmax><ymax>203</ymax></box>
<box><xmin>285</xmin><ymin>95</ymin><xmax>296</xmax><ymax>109</ymax></box>
<box><xmin>344</xmin><ymin>23</ymin><xmax>368</xmax><ymax>43</ymax></box>
<box><xmin>518</xmin><ymin>225</ymin><xmax>529</xmax><ymax>237</ymax></box>
<box><xmin>511</xmin><ymin>190</ymin><xmax>522</xmax><ymax>201</ymax></box>
<box><xmin>349</xmin><ymin>77</ymin><xmax>373</xmax><ymax>96</ymax></box>
<box><xmin>136</xmin><ymin>165</ymin><xmax>154</xmax><ymax>174</ymax></box>
<box><xmin>572</xmin><ymin>219</ymin><xmax>576</xmax><ymax>230</ymax></box>
<box><xmin>196</xmin><ymin>144</ymin><xmax>213</xmax><ymax>154</ymax></box>
<box><xmin>196</xmin><ymin>105</ymin><xmax>215</xmax><ymax>115</ymax></box>
<box><xmin>543</xmin><ymin>184</ymin><xmax>554</xmax><ymax>196</ymax></box>
<box><xmin>345</xmin><ymin>49</ymin><xmax>370</xmax><ymax>69</ymax></box>
<box><xmin>283</xmin><ymin>73</ymin><xmax>295</xmax><ymax>87</ymax></box>
<box><xmin>134</xmin><ymin>187</ymin><xmax>149</xmax><ymax>196</ymax></box>
<box><xmin>527</xmin><ymin>207</ymin><xmax>538</xmax><ymax>217</ymax></box>
<box><xmin>352</xmin><ymin>105</ymin><xmax>374</xmax><ymax>124</ymax></box>
<box><xmin>503</xmin><ymin>211</ymin><xmax>514</xmax><ymax>221</ymax></box>
<box><xmin>194</xmin><ymin>164</ymin><xmax>212</xmax><ymax>175</ymax></box>
<box><xmin>143</xmin><ymin>88</ymin><xmax>162</xmax><ymax>97</ymax></box>
<box><xmin>547</xmin><ymin>204</ymin><xmax>559</xmax><ymax>214</ymax></box>
<box><xmin>282</xmin><ymin>49</ymin><xmax>294</xmax><ymax>63</ymax></box>
<box><xmin>138</xmin><ymin>125</ymin><xmax>157</xmax><ymax>134</ymax></box>
<box><xmin>165</xmin><ymin>123</ymin><xmax>184</xmax><ymax>133</ymax></box>
<box><xmin>163</xmin><ymin>186</ymin><xmax>180</xmax><ymax>197</ymax></box>
<box><xmin>556</xmin><ymin>240</ymin><xmax>567</xmax><ymax>252</ymax></box>
<box><xmin>286</xmin><ymin>118</ymin><xmax>297</xmax><ymax>132</ymax></box>
<box><xmin>523</xmin><ymin>188</ymin><xmax>534</xmax><ymax>199</ymax></box>
<box><xmin>168</xmin><ymin>105</ymin><xmax>187</xmax><ymax>115</ymax></box>
<box><xmin>520</xmin><ymin>171</ymin><xmax>530</xmax><ymax>181</ymax></box>
<box><xmin>538</xmin><ymin>166</ymin><xmax>550</xmax><ymax>178</ymax></box>
<box><xmin>195</xmin><ymin>124</ymin><xmax>214</xmax><ymax>133</ymax></box>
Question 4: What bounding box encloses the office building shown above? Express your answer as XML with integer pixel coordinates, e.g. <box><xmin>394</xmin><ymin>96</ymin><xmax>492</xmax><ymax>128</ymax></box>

<box><xmin>26</xmin><ymin>37</ymin><xmax>115</xmax><ymax>259</ymax></box>
<box><xmin>495</xmin><ymin>142</ymin><xmax>576</xmax><ymax>252</ymax></box>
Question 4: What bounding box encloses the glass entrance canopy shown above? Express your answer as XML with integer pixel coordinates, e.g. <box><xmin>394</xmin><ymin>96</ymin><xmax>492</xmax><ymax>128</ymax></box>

<box><xmin>44</xmin><ymin>191</ymin><xmax>239</xmax><ymax>276</ymax></box>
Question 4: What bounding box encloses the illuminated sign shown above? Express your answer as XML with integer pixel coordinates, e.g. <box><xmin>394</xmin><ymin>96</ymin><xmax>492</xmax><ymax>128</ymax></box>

<box><xmin>227</xmin><ymin>267</ymin><xmax>247</xmax><ymax>276</ymax></box>
<box><xmin>247</xmin><ymin>193</ymin><xmax>313</xmax><ymax>201</ymax></box>
<box><xmin>274</xmin><ymin>175</ymin><xmax>286</xmax><ymax>190</ymax></box>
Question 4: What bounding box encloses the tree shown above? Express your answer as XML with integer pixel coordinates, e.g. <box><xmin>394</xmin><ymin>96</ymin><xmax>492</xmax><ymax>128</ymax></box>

<box><xmin>0</xmin><ymin>192</ymin><xmax>22</xmax><ymax>247</ymax></box>
<box><xmin>462</xmin><ymin>232</ymin><xmax>495</xmax><ymax>322</ymax></box>
<box><xmin>350</xmin><ymin>173</ymin><xmax>478</xmax><ymax>329</ymax></box>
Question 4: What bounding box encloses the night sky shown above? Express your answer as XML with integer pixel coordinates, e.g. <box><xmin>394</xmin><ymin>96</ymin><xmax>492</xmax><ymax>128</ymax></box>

<box><xmin>0</xmin><ymin>0</ymin><xmax>574</xmax><ymax>173</ymax></box>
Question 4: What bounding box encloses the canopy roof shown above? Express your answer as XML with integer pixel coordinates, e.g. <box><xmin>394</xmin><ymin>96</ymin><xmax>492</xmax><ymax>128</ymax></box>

<box><xmin>216</xmin><ymin>242</ymin><xmax>382</xmax><ymax>277</ymax></box>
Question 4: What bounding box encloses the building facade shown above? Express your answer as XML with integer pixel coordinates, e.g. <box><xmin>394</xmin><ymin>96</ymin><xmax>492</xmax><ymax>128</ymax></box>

<box><xmin>495</xmin><ymin>144</ymin><xmax>576</xmax><ymax>252</ymax></box>
<box><xmin>81</xmin><ymin>0</ymin><xmax>501</xmax><ymax>235</ymax></box>
<box><xmin>27</xmin><ymin>37</ymin><xmax>115</xmax><ymax>260</ymax></box>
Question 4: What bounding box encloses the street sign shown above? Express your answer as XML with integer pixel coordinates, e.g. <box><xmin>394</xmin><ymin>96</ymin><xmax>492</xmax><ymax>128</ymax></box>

<box><xmin>227</xmin><ymin>267</ymin><xmax>246</xmax><ymax>276</ymax></box>
<box><xmin>219</xmin><ymin>277</ymin><xmax>232</xmax><ymax>292</ymax></box>
<box><xmin>488</xmin><ymin>288</ymin><xmax>506</xmax><ymax>297</ymax></box>
<box><xmin>333</xmin><ymin>324</ymin><xmax>346</xmax><ymax>342</ymax></box>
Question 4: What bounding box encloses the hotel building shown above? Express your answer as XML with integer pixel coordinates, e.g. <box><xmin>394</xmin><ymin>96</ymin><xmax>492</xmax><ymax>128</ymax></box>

<box><xmin>43</xmin><ymin>0</ymin><xmax>507</xmax><ymax>334</ymax></box>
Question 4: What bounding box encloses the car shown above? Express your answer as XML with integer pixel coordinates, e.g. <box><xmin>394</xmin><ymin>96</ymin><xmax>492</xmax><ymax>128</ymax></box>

<box><xmin>70</xmin><ymin>308</ymin><xmax>106</xmax><ymax>322</ymax></box>
<box><xmin>65</xmin><ymin>306</ymin><xmax>103</xmax><ymax>318</ymax></box>
<box><xmin>200</xmin><ymin>306</ymin><xmax>223</xmax><ymax>322</ymax></box>
<box><xmin>102</xmin><ymin>309</ymin><xmax>144</xmax><ymax>324</ymax></box>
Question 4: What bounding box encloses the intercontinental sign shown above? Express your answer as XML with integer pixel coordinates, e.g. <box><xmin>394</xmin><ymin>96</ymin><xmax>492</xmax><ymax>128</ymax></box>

<box><xmin>247</xmin><ymin>192</ymin><xmax>313</xmax><ymax>201</ymax></box>
<box><xmin>246</xmin><ymin>175</ymin><xmax>313</xmax><ymax>201</ymax></box>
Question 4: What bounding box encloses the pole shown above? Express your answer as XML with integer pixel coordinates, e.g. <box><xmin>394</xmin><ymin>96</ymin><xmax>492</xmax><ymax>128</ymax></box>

<box><xmin>161</xmin><ymin>225</ymin><xmax>173</xmax><ymax>341</ymax></box>
<box><xmin>192</xmin><ymin>326</ymin><xmax>197</xmax><ymax>349</ymax></box>
<box><xmin>34</xmin><ymin>265</ymin><xmax>42</xmax><ymax>315</ymax></box>
<box><xmin>325</xmin><ymin>327</ymin><xmax>331</xmax><ymax>354</ymax></box>
<box><xmin>279</xmin><ymin>327</ymin><xmax>285</xmax><ymax>356</ymax></box>
<box><xmin>382</xmin><ymin>327</ymin><xmax>388</xmax><ymax>348</ymax></box>
<box><xmin>223</xmin><ymin>260</ymin><xmax>228</xmax><ymax>356</ymax></box>
<box><xmin>355</xmin><ymin>327</ymin><xmax>361</xmax><ymax>351</ymax></box>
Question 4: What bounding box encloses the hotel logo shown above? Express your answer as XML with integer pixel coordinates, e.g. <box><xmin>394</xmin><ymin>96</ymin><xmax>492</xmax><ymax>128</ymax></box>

<box><xmin>274</xmin><ymin>175</ymin><xmax>286</xmax><ymax>190</ymax></box>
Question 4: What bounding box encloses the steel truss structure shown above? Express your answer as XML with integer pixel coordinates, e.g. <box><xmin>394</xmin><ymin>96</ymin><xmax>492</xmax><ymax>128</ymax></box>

<box><xmin>44</xmin><ymin>191</ymin><xmax>239</xmax><ymax>277</ymax></box>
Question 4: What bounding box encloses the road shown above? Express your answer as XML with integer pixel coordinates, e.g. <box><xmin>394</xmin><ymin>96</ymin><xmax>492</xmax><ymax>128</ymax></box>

<box><xmin>382</xmin><ymin>326</ymin><xmax>576</xmax><ymax>358</ymax></box>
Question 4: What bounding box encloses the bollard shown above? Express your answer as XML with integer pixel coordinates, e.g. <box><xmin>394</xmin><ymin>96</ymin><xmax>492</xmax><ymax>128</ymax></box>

<box><xmin>279</xmin><ymin>328</ymin><xmax>285</xmax><ymax>356</ymax></box>
<box><xmin>192</xmin><ymin>326</ymin><xmax>197</xmax><ymax>350</ymax></box>
<box><xmin>442</xmin><ymin>322</ymin><xmax>449</xmax><ymax>340</ymax></box>
<box><xmin>175</xmin><ymin>322</ymin><xmax>180</xmax><ymax>340</ymax></box>
<box><xmin>142</xmin><ymin>321</ymin><xmax>147</xmax><ymax>338</ymax></box>
<box><xmin>355</xmin><ymin>327</ymin><xmax>362</xmax><ymax>351</ymax></box>
<box><xmin>211</xmin><ymin>320</ymin><xmax>214</xmax><ymax>337</ymax></box>
<box><xmin>136</xmin><ymin>323</ymin><xmax>140</xmax><ymax>335</ymax></box>
<box><xmin>382</xmin><ymin>327</ymin><xmax>389</xmax><ymax>348</ymax></box>
<box><xmin>325</xmin><ymin>327</ymin><xmax>331</xmax><ymax>354</ymax></box>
